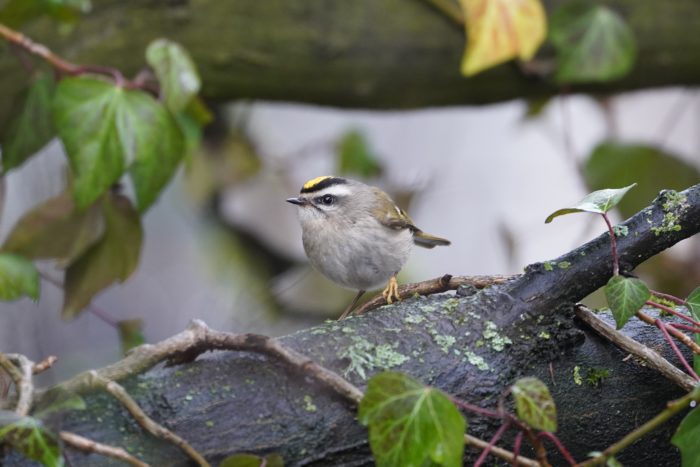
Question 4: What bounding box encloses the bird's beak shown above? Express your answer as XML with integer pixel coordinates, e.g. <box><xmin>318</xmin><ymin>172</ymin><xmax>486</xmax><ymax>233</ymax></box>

<box><xmin>286</xmin><ymin>197</ymin><xmax>306</xmax><ymax>206</ymax></box>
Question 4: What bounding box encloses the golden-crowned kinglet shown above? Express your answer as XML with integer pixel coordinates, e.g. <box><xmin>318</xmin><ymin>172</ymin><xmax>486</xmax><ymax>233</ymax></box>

<box><xmin>286</xmin><ymin>176</ymin><xmax>450</xmax><ymax>319</ymax></box>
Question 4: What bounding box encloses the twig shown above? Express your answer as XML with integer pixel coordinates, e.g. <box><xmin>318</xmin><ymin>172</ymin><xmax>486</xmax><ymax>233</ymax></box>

<box><xmin>422</xmin><ymin>0</ymin><xmax>465</xmax><ymax>26</ymax></box>
<box><xmin>636</xmin><ymin>309</ymin><xmax>700</xmax><ymax>355</ymax></box>
<box><xmin>650</xmin><ymin>290</ymin><xmax>688</xmax><ymax>307</ymax></box>
<box><xmin>575</xmin><ymin>305</ymin><xmax>696</xmax><ymax>391</ymax></box>
<box><xmin>60</xmin><ymin>431</ymin><xmax>150</xmax><ymax>467</ymax></box>
<box><xmin>33</xmin><ymin>356</ymin><xmax>58</xmax><ymax>375</ymax></box>
<box><xmin>512</xmin><ymin>432</ymin><xmax>524</xmax><ymax>467</ymax></box>
<box><xmin>579</xmin><ymin>385</ymin><xmax>700</xmax><ymax>466</ymax></box>
<box><xmin>0</xmin><ymin>353</ymin><xmax>34</xmax><ymax>416</ymax></box>
<box><xmin>89</xmin><ymin>373</ymin><xmax>209</xmax><ymax>467</ymax></box>
<box><xmin>465</xmin><ymin>434</ymin><xmax>539</xmax><ymax>467</ymax></box>
<box><xmin>39</xmin><ymin>271</ymin><xmax>118</xmax><ymax>327</ymax></box>
<box><xmin>352</xmin><ymin>274</ymin><xmax>516</xmax><ymax>317</ymax></box>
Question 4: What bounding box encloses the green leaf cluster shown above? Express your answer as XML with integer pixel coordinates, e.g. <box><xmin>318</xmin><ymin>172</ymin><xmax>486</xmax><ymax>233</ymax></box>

<box><xmin>336</xmin><ymin>130</ymin><xmax>383</xmax><ymax>178</ymax></box>
<box><xmin>605</xmin><ymin>276</ymin><xmax>650</xmax><ymax>329</ymax></box>
<box><xmin>545</xmin><ymin>184</ymin><xmax>636</xmax><ymax>223</ymax></box>
<box><xmin>511</xmin><ymin>377</ymin><xmax>557</xmax><ymax>432</ymax></box>
<box><xmin>687</xmin><ymin>288</ymin><xmax>700</xmax><ymax>374</ymax></box>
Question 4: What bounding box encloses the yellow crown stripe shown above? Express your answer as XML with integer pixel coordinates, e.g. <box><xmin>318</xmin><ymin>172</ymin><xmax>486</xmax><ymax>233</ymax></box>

<box><xmin>303</xmin><ymin>175</ymin><xmax>333</xmax><ymax>190</ymax></box>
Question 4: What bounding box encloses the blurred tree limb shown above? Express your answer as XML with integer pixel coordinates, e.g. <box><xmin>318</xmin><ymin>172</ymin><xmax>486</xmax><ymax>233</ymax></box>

<box><xmin>1</xmin><ymin>0</ymin><xmax>700</xmax><ymax>130</ymax></box>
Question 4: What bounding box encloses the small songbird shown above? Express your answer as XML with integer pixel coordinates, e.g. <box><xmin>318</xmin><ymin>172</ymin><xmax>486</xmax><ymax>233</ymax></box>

<box><xmin>286</xmin><ymin>176</ymin><xmax>450</xmax><ymax>319</ymax></box>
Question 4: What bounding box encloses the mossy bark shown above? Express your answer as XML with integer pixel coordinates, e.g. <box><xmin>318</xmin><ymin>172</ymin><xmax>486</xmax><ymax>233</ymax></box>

<box><xmin>3</xmin><ymin>184</ymin><xmax>699</xmax><ymax>466</ymax></box>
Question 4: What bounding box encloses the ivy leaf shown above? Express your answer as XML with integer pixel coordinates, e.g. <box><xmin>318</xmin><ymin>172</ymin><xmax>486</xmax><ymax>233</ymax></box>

<box><xmin>545</xmin><ymin>184</ymin><xmax>637</xmax><ymax>223</ymax></box>
<box><xmin>62</xmin><ymin>194</ymin><xmax>142</xmax><ymax>319</ymax></box>
<box><xmin>511</xmin><ymin>377</ymin><xmax>557</xmax><ymax>432</ymax></box>
<box><xmin>550</xmin><ymin>2</ymin><xmax>637</xmax><ymax>83</ymax></box>
<box><xmin>1</xmin><ymin>190</ymin><xmax>104</xmax><ymax>264</ymax></box>
<box><xmin>459</xmin><ymin>0</ymin><xmax>547</xmax><ymax>76</ymax></box>
<box><xmin>53</xmin><ymin>77</ymin><xmax>185</xmax><ymax>211</ymax></box>
<box><xmin>687</xmin><ymin>287</ymin><xmax>700</xmax><ymax>374</ymax></box>
<box><xmin>146</xmin><ymin>39</ymin><xmax>201</xmax><ymax>113</ymax></box>
<box><xmin>605</xmin><ymin>276</ymin><xmax>650</xmax><ymax>329</ymax></box>
<box><xmin>337</xmin><ymin>130</ymin><xmax>383</xmax><ymax>178</ymax></box>
<box><xmin>584</xmin><ymin>143</ymin><xmax>699</xmax><ymax>218</ymax></box>
<box><xmin>0</xmin><ymin>411</ymin><xmax>63</xmax><ymax>467</ymax></box>
<box><xmin>359</xmin><ymin>371</ymin><xmax>465</xmax><ymax>467</ymax></box>
<box><xmin>672</xmin><ymin>401</ymin><xmax>700</xmax><ymax>467</ymax></box>
<box><xmin>0</xmin><ymin>253</ymin><xmax>39</xmax><ymax>302</ymax></box>
<box><xmin>126</xmin><ymin>91</ymin><xmax>185</xmax><ymax>212</ymax></box>
<box><xmin>1</xmin><ymin>72</ymin><xmax>55</xmax><ymax>173</ymax></box>
<box><xmin>218</xmin><ymin>453</ymin><xmax>284</xmax><ymax>467</ymax></box>
<box><xmin>117</xmin><ymin>319</ymin><xmax>145</xmax><ymax>355</ymax></box>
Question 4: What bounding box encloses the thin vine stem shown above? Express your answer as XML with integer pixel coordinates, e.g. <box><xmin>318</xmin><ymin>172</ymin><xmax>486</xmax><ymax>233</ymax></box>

<box><xmin>647</xmin><ymin>300</ymin><xmax>700</xmax><ymax>327</ymax></box>
<box><xmin>655</xmin><ymin>319</ymin><xmax>700</xmax><ymax>380</ymax></box>
<box><xmin>537</xmin><ymin>432</ymin><xmax>577</xmax><ymax>466</ymax></box>
<box><xmin>474</xmin><ymin>422</ymin><xmax>511</xmax><ymax>467</ymax></box>
<box><xmin>601</xmin><ymin>212</ymin><xmax>619</xmax><ymax>276</ymax></box>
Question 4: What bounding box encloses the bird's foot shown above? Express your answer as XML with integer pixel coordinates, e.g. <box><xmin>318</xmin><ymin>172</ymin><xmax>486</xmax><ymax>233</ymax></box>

<box><xmin>382</xmin><ymin>276</ymin><xmax>400</xmax><ymax>304</ymax></box>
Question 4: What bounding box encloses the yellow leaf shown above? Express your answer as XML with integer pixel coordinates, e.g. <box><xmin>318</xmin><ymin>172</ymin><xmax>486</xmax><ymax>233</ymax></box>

<box><xmin>460</xmin><ymin>0</ymin><xmax>547</xmax><ymax>76</ymax></box>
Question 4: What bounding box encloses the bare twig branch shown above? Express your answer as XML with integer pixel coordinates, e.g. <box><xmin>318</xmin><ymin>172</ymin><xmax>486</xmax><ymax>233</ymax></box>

<box><xmin>0</xmin><ymin>353</ymin><xmax>34</xmax><ymax>416</ymax></box>
<box><xmin>636</xmin><ymin>310</ymin><xmax>700</xmax><ymax>355</ymax></box>
<box><xmin>60</xmin><ymin>431</ymin><xmax>150</xmax><ymax>467</ymax></box>
<box><xmin>32</xmin><ymin>356</ymin><xmax>58</xmax><ymax>375</ymax></box>
<box><xmin>575</xmin><ymin>305</ymin><xmax>696</xmax><ymax>391</ymax></box>
<box><xmin>352</xmin><ymin>274</ymin><xmax>516</xmax><ymax>317</ymax></box>
<box><xmin>89</xmin><ymin>373</ymin><xmax>210</xmax><ymax>467</ymax></box>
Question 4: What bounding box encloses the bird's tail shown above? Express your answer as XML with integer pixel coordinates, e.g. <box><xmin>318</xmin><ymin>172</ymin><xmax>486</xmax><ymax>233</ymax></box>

<box><xmin>413</xmin><ymin>230</ymin><xmax>451</xmax><ymax>249</ymax></box>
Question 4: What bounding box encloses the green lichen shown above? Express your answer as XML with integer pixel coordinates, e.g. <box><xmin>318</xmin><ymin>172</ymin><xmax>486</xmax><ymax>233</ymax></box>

<box><xmin>573</xmin><ymin>366</ymin><xmax>583</xmax><ymax>385</ymax></box>
<box><xmin>404</xmin><ymin>313</ymin><xmax>426</xmax><ymax>324</ymax></box>
<box><xmin>433</xmin><ymin>334</ymin><xmax>456</xmax><ymax>354</ymax></box>
<box><xmin>482</xmin><ymin>321</ymin><xmax>512</xmax><ymax>351</ymax></box>
<box><xmin>613</xmin><ymin>225</ymin><xmax>629</xmax><ymax>237</ymax></box>
<box><xmin>420</xmin><ymin>305</ymin><xmax>437</xmax><ymax>313</ymax></box>
<box><xmin>206</xmin><ymin>420</ymin><xmax>214</xmax><ymax>428</ymax></box>
<box><xmin>442</xmin><ymin>298</ymin><xmax>460</xmax><ymax>313</ymax></box>
<box><xmin>538</xmin><ymin>330</ymin><xmax>551</xmax><ymax>340</ymax></box>
<box><xmin>303</xmin><ymin>394</ymin><xmax>317</xmax><ymax>412</ymax></box>
<box><xmin>557</xmin><ymin>261</ymin><xmax>571</xmax><ymax>269</ymax></box>
<box><xmin>338</xmin><ymin>336</ymin><xmax>409</xmax><ymax>379</ymax></box>
<box><xmin>341</xmin><ymin>326</ymin><xmax>355</xmax><ymax>334</ymax></box>
<box><xmin>310</xmin><ymin>328</ymin><xmax>326</xmax><ymax>335</ymax></box>
<box><xmin>651</xmin><ymin>190</ymin><xmax>689</xmax><ymax>236</ymax></box>
<box><xmin>544</xmin><ymin>262</ymin><xmax>554</xmax><ymax>271</ymax></box>
<box><xmin>463</xmin><ymin>351</ymin><xmax>490</xmax><ymax>371</ymax></box>
<box><xmin>586</xmin><ymin>367</ymin><xmax>611</xmax><ymax>387</ymax></box>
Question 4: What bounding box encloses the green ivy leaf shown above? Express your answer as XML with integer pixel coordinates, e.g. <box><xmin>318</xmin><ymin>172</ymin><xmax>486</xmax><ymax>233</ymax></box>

<box><xmin>550</xmin><ymin>1</ymin><xmax>637</xmax><ymax>83</ymax></box>
<box><xmin>687</xmin><ymin>287</ymin><xmax>700</xmax><ymax>374</ymax></box>
<box><xmin>62</xmin><ymin>194</ymin><xmax>143</xmax><ymax>319</ymax></box>
<box><xmin>545</xmin><ymin>184</ymin><xmax>636</xmax><ymax>223</ymax></box>
<box><xmin>584</xmin><ymin>143</ymin><xmax>700</xmax><ymax>218</ymax></box>
<box><xmin>117</xmin><ymin>319</ymin><xmax>145</xmax><ymax>355</ymax></box>
<box><xmin>0</xmin><ymin>411</ymin><xmax>63</xmax><ymax>467</ymax></box>
<box><xmin>359</xmin><ymin>371</ymin><xmax>465</xmax><ymax>467</ymax></box>
<box><xmin>511</xmin><ymin>377</ymin><xmax>557</xmax><ymax>432</ymax></box>
<box><xmin>337</xmin><ymin>130</ymin><xmax>383</xmax><ymax>178</ymax></box>
<box><xmin>605</xmin><ymin>276</ymin><xmax>650</xmax><ymax>329</ymax></box>
<box><xmin>146</xmin><ymin>39</ymin><xmax>201</xmax><ymax>113</ymax></box>
<box><xmin>53</xmin><ymin>77</ymin><xmax>185</xmax><ymax>211</ymax></box>
<box><xmin>1</xmin><ymin>190</ymin><xmax>104</xmax><ymax>264</ymax></box>
<box><xmin>1</xmin><ymin>72</ymin><xmax>55</xmax><ymax>173</ymax></box>
<box><xmin>0</xmin><ymin>253</ymin><xmax>39</xmax><ymax>302</ymax></box>
<box><xmin>672</xmin><ymin>404</ymin><xmax>700</xmax><ymax>467</ymax></box>
<box><xmin>218</xmin><ymin>453</ymin><xmax>284</xmax><ymax>467</ymax></box>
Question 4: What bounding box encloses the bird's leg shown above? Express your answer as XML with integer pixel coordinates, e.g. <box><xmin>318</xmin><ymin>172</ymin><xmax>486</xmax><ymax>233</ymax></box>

<box><xmin>338</xmin><ymin>289</ymin><xmax>366</xmax><ymax>320</ymax></box>
<box><xmin>381</xmin><ymin>275</ymin><xmax>400</xmax><ymax>304</ymax></box>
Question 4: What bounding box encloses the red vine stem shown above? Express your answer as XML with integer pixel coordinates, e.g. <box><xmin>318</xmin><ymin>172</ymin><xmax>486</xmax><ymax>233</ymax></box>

<box><xmin>601</xmin><ymin>213</ymin><xmax>619</xmax><ymax>276</ymax></box>
<box><xmin>474</xmin><ymin>422</ymin><xmax>511</xmax><ymax>467</ymax></box>
<box><xmin>669</xmin><ymin>323</ymin><xmax>700</xmax><ymax>334</ymax></box>
<box><xmin>512</xmin><ymin>432</ymin><xmax>524</xmax><ymax>467</ymax></box>
<box><xmin>647</xmin><ymin>300</ymin><xmax>700</xmax><ymax>327</ymax></box>
<box><xmin>537</xmin><ymin>432</ymin><xmax>577</xmax><ymax>466</ymax></box>
<box><xmin>655</xmin><ymin>319</ymin><xmax>700</xmax><ymax>380</ymax></box>
<box><xmin>650</xmin><ymin>290</ymin><xmax>688</xmax><ymax>306</ymax></box>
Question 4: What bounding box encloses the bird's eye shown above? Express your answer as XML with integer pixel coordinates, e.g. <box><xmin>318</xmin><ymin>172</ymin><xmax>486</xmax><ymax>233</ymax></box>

<box><xmin>316</xmin><ymin>195</ymin><xmax>336</xmax><ymax>206</ymax></box>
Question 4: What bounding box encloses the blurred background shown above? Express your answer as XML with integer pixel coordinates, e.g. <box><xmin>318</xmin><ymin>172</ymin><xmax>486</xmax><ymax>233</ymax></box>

<box><xmin>1</xmin><ymin>1</ymin><xmax>699</xmax><ymax>384</ymax></box>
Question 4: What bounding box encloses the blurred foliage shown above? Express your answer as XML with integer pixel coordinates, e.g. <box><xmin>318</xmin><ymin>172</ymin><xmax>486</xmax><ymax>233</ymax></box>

<box><xmin>0</xmin><ymin>253</ymin><xmax>39</xmax><ymax>301</ymax></box>
<box><xmin>219</xmin><ymin>453</ymin><xmax>284</xmax><ymax>467</ymax></box>
<box><xmin>0</xmin><ymin>411</ymin><xmax>63</xmax><ymax>467</ymax></box>
<box><xmin>550</xmin><ymin>2</ymin><xmax>637</xmax><ymax>83</ymax></box>
<box><xmin>0</xmin><ymin>0</ymin><xmax>90</xmax><ymax>27</ymax></box>
<box><xmin>584</xmin><ymin>143</ymin><xmax>700</xmax><ymax>218</ymax></box>
<box><xmin>117</xmin><ymin>319</ymin><xmax>145</xmax><ymax>354</ymax></box>
<box><xmin>336</xmin><ymin>130</ymin><xmax>383</xmax><ymax>178</ymax></box>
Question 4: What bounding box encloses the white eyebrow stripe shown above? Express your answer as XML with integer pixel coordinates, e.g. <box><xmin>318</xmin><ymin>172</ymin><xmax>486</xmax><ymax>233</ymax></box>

<box><xmin>313</xmin><ymin>185</ymin><xmax>352</xmax><ymax>198</ymax></box>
